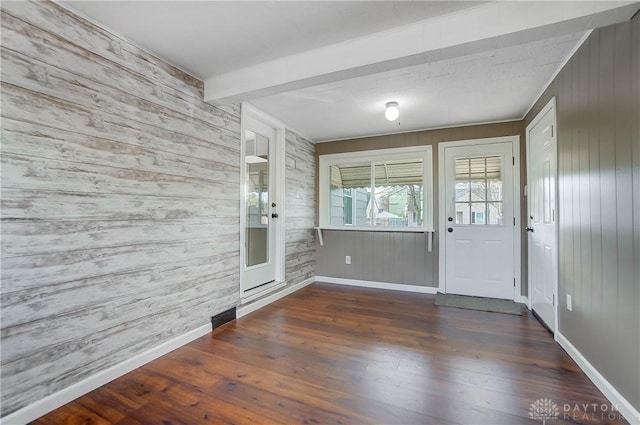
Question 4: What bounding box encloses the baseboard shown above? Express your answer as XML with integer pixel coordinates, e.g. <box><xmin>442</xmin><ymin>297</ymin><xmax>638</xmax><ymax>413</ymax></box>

<box><xmin>515</xmin><ymin>295</ymin><xmax>529</xmax><ymax>306</ymax></box>
<box><xmin>1</xmin><ymin>323</ymin><xmax>212</xmax><ymax>425</ymax></box>
<box><xmin>241</xmin><ymin>280</ymin><xmax>286</xmax><ymax>303</ymax></box>
<box><xmin>316</xmin><ymin>276</ymin><xmax>438</xmax><ymax>294</ymax></box>
<box><xmin>237</xmin><ymin>276</ymin><xmax>315</xmax><ymax>319</ymax></box>
<box><xmin>555</xmin><ymin>332</ymin><xmax>640</xmax><ymax>425</ymax></box>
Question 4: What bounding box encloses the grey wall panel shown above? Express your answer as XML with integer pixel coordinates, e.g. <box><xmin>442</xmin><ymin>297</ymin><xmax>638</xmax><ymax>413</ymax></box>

<box><xmin>317</xmin><ymin>230</ymin><xmax>436</xmax><ymax>287</ymax></box>
<box><xmin>524</xmin><ymin>15</ymin><xmax>640</xmax><ymax>410</ymax></box>
<box><xmin>0</xmin><ymin>1</ymin><xmax>242</xmax><ymax>417</ymax></box>
<box><xmin>316</xmin><ymin>121</ymin><xmax>524</xmax><ymax>291</ymax></box>
<box><xmin>633</xmin><ymin>10</ymin><xmax>640</xmax><ymax>413</ymax></box>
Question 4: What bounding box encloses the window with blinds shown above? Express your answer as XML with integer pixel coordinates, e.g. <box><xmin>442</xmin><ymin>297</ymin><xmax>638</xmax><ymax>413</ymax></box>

<box><xmin>319</xmin><ymin>146</ymin><xmax>433</xmax><ymax>230</ymax></box>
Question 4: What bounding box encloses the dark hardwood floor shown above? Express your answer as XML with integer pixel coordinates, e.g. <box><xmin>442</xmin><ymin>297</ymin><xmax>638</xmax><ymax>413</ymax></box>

<box><xmin>32</xmin><ymin>283</ymin><xmax>628</xmax><ymax>424</ymax></box>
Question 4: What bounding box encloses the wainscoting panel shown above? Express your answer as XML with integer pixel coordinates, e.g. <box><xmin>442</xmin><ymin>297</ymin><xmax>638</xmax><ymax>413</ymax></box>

<box><xmin>316</xmin><ymin>230</ymin><xmax>436</xmax><ymax>287</ymax></box>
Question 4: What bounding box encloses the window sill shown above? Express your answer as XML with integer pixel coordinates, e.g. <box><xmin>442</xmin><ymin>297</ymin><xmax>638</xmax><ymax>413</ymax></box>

<box><xmin>314</xmin><ymin>226</ymin><xmax>434</xmax><ymax>233</ymax></box>
<box><xmin>313</xmin><ymin>226</ymin><xmax>435</xmax><ymax>251</ymax></box>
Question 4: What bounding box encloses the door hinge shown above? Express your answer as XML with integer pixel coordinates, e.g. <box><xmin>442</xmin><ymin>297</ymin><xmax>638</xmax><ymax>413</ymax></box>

<box><xmin>551</xmin><ymin>125</ymin><xmax>554</xmax><ymax>138</ymax></box>
<box><xmin>512</xmin><ymin>157</ymin><xmax>515</xmax><ymax>165</ymax></box>
<box><xmin>513</xmin><ymin>217</ymin><xmax>516</xmax><ymax>226</ymax></box>
<box><xmin>553</xmin><ymin>294</ymin><xmax>555</xmax><ymax>306</ymax></box>
<box><xmin>513</xmin><ymin>278</ymin><xmax>516</xmax><ymax>287</ymax></box>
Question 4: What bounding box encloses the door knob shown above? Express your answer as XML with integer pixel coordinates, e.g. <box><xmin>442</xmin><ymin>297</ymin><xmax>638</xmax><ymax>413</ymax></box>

<box><xmin>525</xmin><ymin>227</ymin><xmax>534</xmax><ymax>232</ymax></box>
<box><xmin>447</xmin><ymin>227</ymin><xmax>453</xmax><ymax>233</ymax></box>
<box><xmin>271</xmin><ymin>213</ymin><xmax>279</xmax><ymax>218</ymax></box>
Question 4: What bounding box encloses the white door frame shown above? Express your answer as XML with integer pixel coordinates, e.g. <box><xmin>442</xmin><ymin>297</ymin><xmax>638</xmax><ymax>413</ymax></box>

<box><xmin>239</xmin><ymin>102</ymin><xmax>286</xmax><ymax>302</ymax></box>
<box><xmin>526</xmin><ymin>97</ymin><xmax>558</xmax><ymax>332</ymax></box>
<box><xmin>438</xmin><ymin>135</ymin><xmax>522</xmax><ymax>300</ymax></box>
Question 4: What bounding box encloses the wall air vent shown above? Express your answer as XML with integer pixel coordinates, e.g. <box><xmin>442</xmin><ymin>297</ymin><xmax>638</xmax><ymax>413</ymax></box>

<box><xmin>211</xmin><ymin>307</ymin><xmax>236</xmax><ymax>330</ymax></box>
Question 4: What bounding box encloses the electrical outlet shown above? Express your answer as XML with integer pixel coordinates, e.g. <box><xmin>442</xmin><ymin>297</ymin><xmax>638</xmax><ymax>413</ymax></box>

<box><xmin>566</xmin><ymin>294</ymin><xmax>573</xmax><ymax>311</ymax></box>
<box><xmin>345</xmin><ymin>255</ymin><xmax>351</xmax><ymax>265</ymax></box>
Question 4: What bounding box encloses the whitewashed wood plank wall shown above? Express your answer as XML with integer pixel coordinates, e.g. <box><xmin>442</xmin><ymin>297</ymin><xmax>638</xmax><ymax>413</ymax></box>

<box><xmin>284</xmin><ymin>130</ymin><xmax>316</xmax><ymax>286</ymax></box>
<box><xmin>0</xmin><ymin>1</ymin><xmax>315</xmax><ymax>417</ymax></box>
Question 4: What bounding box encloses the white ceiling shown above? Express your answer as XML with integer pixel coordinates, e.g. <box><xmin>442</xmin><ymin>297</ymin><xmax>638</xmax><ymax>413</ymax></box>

<box><xmin>253</xmin><ymin>32</ymin><xmax>585</xmax><ymax>141</ymax></box>
<box><xmin>64</xmin><ymin>1</ymin><xmax>485</xmax><ymax>77</ymax></box>
<box><xmin>63</xmin><ymin>1</ymin><xmax>640</xmax><ymax>142</ymax></box>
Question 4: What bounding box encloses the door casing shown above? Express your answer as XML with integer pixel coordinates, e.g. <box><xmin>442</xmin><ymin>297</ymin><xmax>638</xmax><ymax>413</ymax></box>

<box><xmin>239</xmin><ymin>102</ymin><xmax>286</xmax><ymax>302</ymax></box>
<box><xmin>438</xmin><ymin>135</ymin><xmax>522</xmax><ymax>300</ymax></box>
<box><xmin>526</xmin><ymin>97</ymin><xmax>558</xmax><ymax>332</ymax></box>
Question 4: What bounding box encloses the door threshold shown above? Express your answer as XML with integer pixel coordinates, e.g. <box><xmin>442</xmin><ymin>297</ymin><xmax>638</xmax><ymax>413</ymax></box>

<box><xmin>241</xmin><ymin>281</ymin><xmax>286</xmax><ymax>304</ymax></box>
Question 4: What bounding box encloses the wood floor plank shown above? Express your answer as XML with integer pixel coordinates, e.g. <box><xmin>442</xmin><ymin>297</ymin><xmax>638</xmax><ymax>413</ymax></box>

<box><xmin>31</xmin><ymin>283</ymin><xmax>629</xmax><ymax>424</ymax></box>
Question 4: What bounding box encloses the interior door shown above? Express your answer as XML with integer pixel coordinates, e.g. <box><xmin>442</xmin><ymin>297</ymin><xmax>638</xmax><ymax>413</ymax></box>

<box><xmin>243</xmin><ymin>119</ymin><xmax>278</xmax><ymax>293</ymax></box>
<box><xmin>444</xmin><ymin>142</ymin><xmax>515</xmax><ymax>299</ymax></box>
<box><xmin>527</xmin><ymin>102</ymin><xmax>557</xmax><ymax>331</ymax></box>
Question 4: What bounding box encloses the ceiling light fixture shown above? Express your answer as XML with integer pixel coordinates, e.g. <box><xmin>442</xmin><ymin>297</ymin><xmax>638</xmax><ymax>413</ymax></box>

<box><xmin>385</xmin><ymin>101</ymin><xmax>400</xmax><ymax>121</ymax></box>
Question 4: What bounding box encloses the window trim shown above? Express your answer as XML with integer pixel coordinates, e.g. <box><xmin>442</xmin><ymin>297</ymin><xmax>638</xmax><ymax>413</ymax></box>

<box><xmin>318</xmin><ymin>146</ymin><xmax>434</xmax><ymax>231</ymax></box>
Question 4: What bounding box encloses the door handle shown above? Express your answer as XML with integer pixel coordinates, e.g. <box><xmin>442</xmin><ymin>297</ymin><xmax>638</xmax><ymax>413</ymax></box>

<box><xmin>271</xmin><ymin>213</ymin><xmax>279</xmax><ymax>219</ymax></box>
<box><xmin>447</xmin><ymin>227</ymin><xmax>453</xmax><ymax>233</ymax></box>
<box><xmin>525</xmin><ymin>227</ymin><xmax>534</xmax><ymax>232</ymax></box>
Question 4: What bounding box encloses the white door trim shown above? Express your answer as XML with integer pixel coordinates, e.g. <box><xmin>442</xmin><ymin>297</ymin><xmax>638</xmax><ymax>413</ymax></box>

<box><xmin>526</xmin><ymin>96</ymin><xmax>558</xmax><ymax>332</ymax></box>
<box><xmin>239</xmin><ymin>102</ymin><xmax>286</xmax><ymax>301</ymax></box>
<box><xmin>437</xmin><ymin>135</ymin><xmax>521</xmax><ymax>299</ymax></box>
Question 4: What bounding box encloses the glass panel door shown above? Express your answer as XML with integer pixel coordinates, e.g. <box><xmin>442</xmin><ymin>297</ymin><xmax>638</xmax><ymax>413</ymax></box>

<box><xmin>242</xmin><ymin>117</ymin><xmax>278</xmax><ymax>294</ymax></box>
<box><xmin>444</xmin><ymin>141</ymin><xmax>515</xmax><ymax>300</ymax></box>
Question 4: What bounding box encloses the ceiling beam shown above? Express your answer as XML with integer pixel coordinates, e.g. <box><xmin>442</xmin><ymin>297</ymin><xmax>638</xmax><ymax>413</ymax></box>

<box><xmin>204</xmin><ymin>1</ymin><xmax>639</xmax><ymax>104</ymax></box>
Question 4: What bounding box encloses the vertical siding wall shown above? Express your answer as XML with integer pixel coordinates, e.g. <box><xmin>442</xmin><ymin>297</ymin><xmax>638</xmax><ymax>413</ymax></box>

<box><xmin>0</xmin><ymin>1</ymin><xmax>243</xmax><ymax>417</ymax></box>
<box><xmin>315</xmin><ymin>121</ymin><xmax>526</xmax><ymax>290</ymax></box>
<box><xmin>524</xmin><ymin>15</ymin><xmax>639</xmax><ymax>409</ymax></box>
<box><xmin>284</xmin><ymin>130</ymin><xmax>316</xmax><ymax>286</ymax></box>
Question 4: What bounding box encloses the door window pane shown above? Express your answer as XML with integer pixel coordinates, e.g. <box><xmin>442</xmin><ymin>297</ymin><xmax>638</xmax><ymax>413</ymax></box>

<box><xmin>454</xmin><ymin>155</ymin><xmax>503</xmax><ymax>226</ymax></box>
<box><xmin>488</xmin><ymin>202</ymin><xmax>504</xmax><ymax>225</ymax></box>
<box><xmin>470</xmin><ymin>179</ymin><xmax>487</xmax><ymax>202</ymax></box>
<box><xmin>456</xmin><ymin>181</ymin><xmax>470</xmax><ymax>203</ymax></box>
<box><xmin>471</xmin><ymin>203</ymin><xmax>486</xmax><ymax>224</ymax></box>
<box><xmin>455</xmin><ymin>158</ymin><xmax>471</xmax><ymax>224</ymax></box>
<box><xmin>245</xmin><ymin>130</ymin><xmax>269</xmax><ymax>267</ymax></box>
<box><xmin>469</xmin><ymin>157</ymin><xmax>486</xmax><ymax>179</ymax></box>
<box><xmin>488</xmin><ymin>179</ymin><xmax>503</xmax><ymax>201</ymax></box>
<box><xmin>456</xmin><ymin>202</ymin><xmax>470</xmax><ymax>224</ymax></box>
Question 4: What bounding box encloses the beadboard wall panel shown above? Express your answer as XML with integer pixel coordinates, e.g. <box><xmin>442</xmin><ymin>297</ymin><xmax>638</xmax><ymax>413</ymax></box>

<box><xmin>0</xmin><ymin>1</ymin><xmax>241</xmax><ymax>417</ymax></box>
<box><xmin>524</xmin><ymin>15</ymin><xmax>639</xmax><ymax>409</ymax></box>
<box><xmin>315</xmin><ymin>121</ymin><xmax>525</xmax><ymax>290</ymax></box>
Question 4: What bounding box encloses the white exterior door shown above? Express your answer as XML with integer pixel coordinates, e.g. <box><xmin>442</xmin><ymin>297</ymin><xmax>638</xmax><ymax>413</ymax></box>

<box><xmin>242</xmin><ymin>117</ymin><xmax>278</xmax><ymax>293</ymax></box>
<box><xmin>443</xmin><ymin>141</ymin><xmax>516</xmax><ymax>300</ymax></box>
<box><xmin>527</xmin><ymin>99</ymin><xmax>557</xmax><ymax>331</ymax></box>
